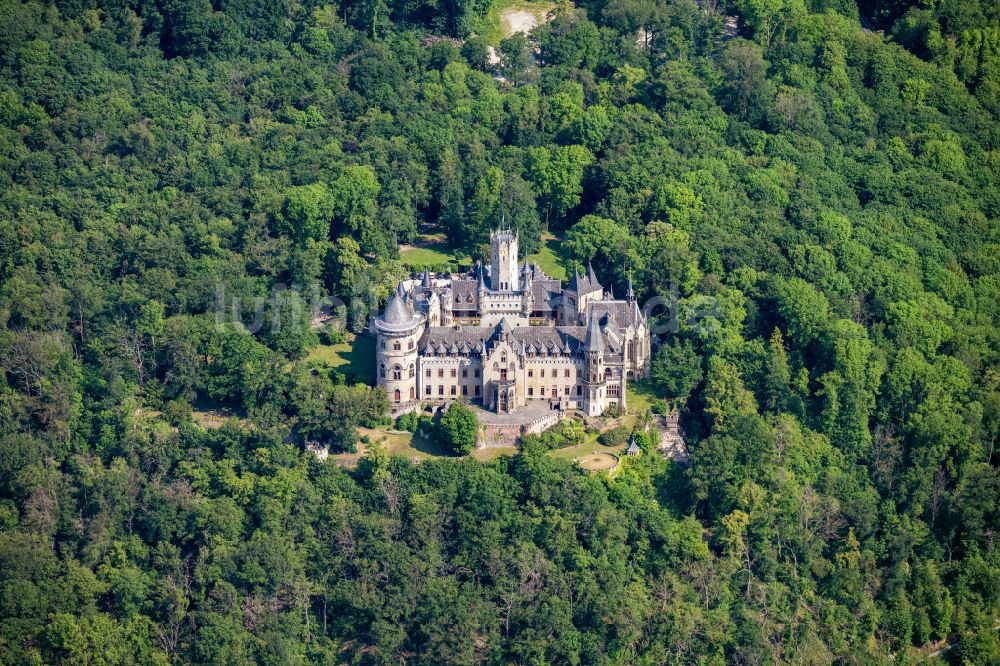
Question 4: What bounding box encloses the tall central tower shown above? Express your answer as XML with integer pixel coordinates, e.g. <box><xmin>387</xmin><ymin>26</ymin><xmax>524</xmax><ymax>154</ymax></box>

<box><xmin>490</xmin><ymin>229</ymin><xmax>519</xmax><ymax>292</ymax></box>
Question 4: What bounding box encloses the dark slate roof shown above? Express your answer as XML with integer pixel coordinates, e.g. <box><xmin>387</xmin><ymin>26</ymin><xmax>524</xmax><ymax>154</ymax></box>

<box><xmin>588</xmin><ymin>299</ymin><xmax>643</xmax><ymax>329</ymax></box>
<box><xmin>418</xmin><ymin>320</ymin><xmax>625</xmax><ymax>362</ymax></box>
<box><xmin>584</xmin><ymin>310</ymin><xmax>605</xmax><ymax>353</ymax></box>
<box><xmin>450</xmin><ymin>278</ymin><xmax>479</xmax><ymax>312</ymax></box>
<box><xmin>378</xmin><ymin>293</ymin><xmax>419</xmax><ymax>331</ymax></box>
<box><xmin>531</xmin><ymin>279</ymin><xmax>561</xmax><ymax>311</ymax></box>
<box><xmin>565</xmin><ymin>263</ymin><xmax>603</xmax><ymax>297</ymax></box>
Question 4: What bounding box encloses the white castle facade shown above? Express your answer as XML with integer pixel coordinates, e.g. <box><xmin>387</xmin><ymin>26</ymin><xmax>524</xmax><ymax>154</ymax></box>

<box><xmin>375</xmin><ymin>230</ymin><xmax>651</xmax><ymax>417</ymax></box>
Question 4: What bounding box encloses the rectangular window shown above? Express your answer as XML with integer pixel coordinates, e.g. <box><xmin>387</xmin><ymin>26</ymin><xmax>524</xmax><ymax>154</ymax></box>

<box><xmin>426</xmin><ymin>385</ymin><xmax>431</xmax><ymax>395</ymax></box>
<box><xmin>474</xmin><ymin>385</ymin><xmax>481</xmax><ymax>396</ymax></box>
<box><xmin>474</xmin><ymin>369</ymin><xmax>480</xmax><ymax>378</ymax></box>
<box><xmin>450</xmin><ymin>369</ymin><xmax>457</xmax><ymax>378</ymax></box>
<box><xmin>462</xmin><ymin>385</ymin><xmax>468</xmax><ymax>395</ymax></box>
<box><xmin>540</xmin><ymin>369</ymin><xmax>545</xmax><ymax>378</ymax></box>
<box><xmin>426</xmin><ymin>369</ymin><xmax>431</xmax><ymax>378</ymax></box>
<box><xmin>528</xmin><ymin>387</ymin><xmax>534</xmax><ymax>396</ymax></box>
<box><xmin>451</xmin><ymin>385</ymin><xmax>456</xmax><ymax>396</ymax></box>
<box><xmin>564</xmin><ymin>369</ymin><xmax>570</xmax><ymax>378</ymax></box>
<box><xmin>438</xmin><ymin>385</ymin><xmax>444</xmax><ymax>395</ymax></box>
<box><xmin>462</xmin><ymin>369</ymin><xmax>468</xmax><ymax>378</ymax></box>
<box><xmin>528</xmin><ymin>369</ymin><xmax>533</xmax><ymax>378</ymax></box>
<box><xmin>438</xmin><ymin>369</ymin><xmax>444</xmax><ymax>378</ymax></box>
<box><xmin>576</xmin><ymin>385</ymin><xmax>582</xmax><ymax>395</ymax></box>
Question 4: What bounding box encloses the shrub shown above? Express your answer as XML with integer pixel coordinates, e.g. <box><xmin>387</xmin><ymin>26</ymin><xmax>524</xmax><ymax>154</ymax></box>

<box><xmin>599</xmin><ymin>425</ymin><xmax>631</xmax><ymax>446</ymax></box>
<box><xmin>396</xmin><ymin>411</ymin><xmax>418</xmax><ymax>432</ymax></box>
<box><xmin>320</xmin><ymin>325</ymin><xmax>348</xmax><ymax>345</ymax></box>
<box><xmin>521</xmin><ymin>419</ymin><xmax>586</xmax><ymax>451</ymax></box>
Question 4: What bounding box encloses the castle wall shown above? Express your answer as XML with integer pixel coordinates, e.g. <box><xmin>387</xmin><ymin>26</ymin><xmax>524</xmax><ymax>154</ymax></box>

<box><xmin>418</xmin><ymin>356</ymin><xmax>483</xmax><ymax>401</ymax></box>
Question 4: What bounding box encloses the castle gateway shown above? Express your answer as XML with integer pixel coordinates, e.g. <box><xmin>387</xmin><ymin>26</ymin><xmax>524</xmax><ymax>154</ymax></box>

<box><xmin>375</xmin><ymin>230</ymin><xmax>651</xmax><ymax>417</ymax></box>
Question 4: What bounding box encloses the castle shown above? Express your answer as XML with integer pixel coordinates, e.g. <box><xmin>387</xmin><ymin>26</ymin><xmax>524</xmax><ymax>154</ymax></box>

<box><xmin>375</xmin><ymin>230</ymin><xmax>651</xmax><ymax>417</ymax></box>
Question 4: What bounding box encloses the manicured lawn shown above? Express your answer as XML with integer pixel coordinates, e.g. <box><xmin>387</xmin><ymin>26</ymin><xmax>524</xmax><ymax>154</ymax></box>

<box><xmin>530</xmin><ymin>235</ymin><xmax>567</xmax><ymax>280</ymax></box>
<box><xmin>305</xmin><ymin>334</ymin><xmax>376</xmax><ymax>385</ymax></box>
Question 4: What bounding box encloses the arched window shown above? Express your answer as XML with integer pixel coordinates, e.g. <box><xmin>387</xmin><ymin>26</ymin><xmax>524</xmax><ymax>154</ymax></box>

<box><xmin>627</xmin><ymin>340</ymin><xmax>634</xmax><ymax>360</ymax></box>
<box><xmin>393</xmin><ymin>365</ymin><xmax>402</xmax><ymax>380</ymax></box>
<box><xmin>408</xmin><ymin>363</ymin><xmax>415</xmax><ymax>378</ymax></box>
<box><xmin>380</xmin><ymin>363</ymin><xmax>386</xmax><ymax>378</ymax></box>
<box><xmin>604</xmin><ymin>367</ymin><xmax>612</xmax><ymax>380</ymax></box>
<box><xmin>409</xmin><ymin>386</ymin><xmax>415</xmax><ymax>400</ymax></box>
<box><xmin>394</xmin><ymin>388</ymin><xmax>401</xmax><ymax>402</ymax></box>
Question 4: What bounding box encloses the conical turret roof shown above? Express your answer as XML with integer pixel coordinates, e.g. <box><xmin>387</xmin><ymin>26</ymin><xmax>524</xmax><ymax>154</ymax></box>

<box><xmin>377</xmin><ymin>292</ymin><xmax>418</xmax><ymax>332</ymax></box>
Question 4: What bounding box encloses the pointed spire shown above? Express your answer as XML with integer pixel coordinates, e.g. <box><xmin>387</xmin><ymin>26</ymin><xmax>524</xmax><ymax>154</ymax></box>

<box><xmin>626</xmin><ymin>275</ymin><xmax>635</xmax><ymax>302</ymax></box>
<box><xmin>587</xmin><ymin>259</ymin><xmax>600</xmax><ymax>288</ymax></box>
<box><xmin>477</xmin><ymin>262</ymin><xmax>486</xmax><ymax>292</ymax></box>
<box><xmin>584</xmin><ymin>310</ymin><xmax>605</xmax><ymax>353</ymax></box>
<box><xmin>396</xmin><ymin>281</ymin><xmax>406</xmax><ymax>299</ymax></box>
<box><xmin>422</xmin><ymin>270</ymin><xmax>432</xmax><ymax>288</ymax></box>
<box><xmin>568</xmin><ymin>265</ymin><xmax>581</xmax><ymax>292</ymax></box>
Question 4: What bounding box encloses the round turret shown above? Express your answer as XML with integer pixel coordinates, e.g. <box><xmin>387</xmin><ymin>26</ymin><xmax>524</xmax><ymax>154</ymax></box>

<box><xmin>376</xmin><ymin>292</ymin><xmax>422</xmax><ymax>405</ymax></box>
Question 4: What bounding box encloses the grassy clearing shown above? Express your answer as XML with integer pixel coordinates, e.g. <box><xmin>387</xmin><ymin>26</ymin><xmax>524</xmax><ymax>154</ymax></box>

<box><xmin>626</xmin><ymin>379</ymin><xmax>659</xmax><ymax>416</ymax></box>
<box><xmin>191</xmin><ymin>403</ymin><xmax>247</xmax><ymax>429</ymax></box>
<box><xmin>399</xmin><ymin>234</ymin><xmax>466</xmax><ymax>270</ymax></box>
<box><xmin>327</xmin><ymin>425</ymin><xmax>516</xmax><ymax>466</ymax></box>
<box><xmin>304</xmin><ymin>334</ymin><xmax>377</xmax><ymax>385</ymax></box>
<box><xmin>475</xmin><ymin>0</ymin><xmax>557</xmax><ymax>46</ymax></box>
<box><xmin>530</xmin><ymin>234</ymin><xmax>567</xmax><ymax>280</ymax></box>
<box><xmin>400</xmin><ymin>242</ymin><xmax>461</xmax><ymax>269</ymax></box>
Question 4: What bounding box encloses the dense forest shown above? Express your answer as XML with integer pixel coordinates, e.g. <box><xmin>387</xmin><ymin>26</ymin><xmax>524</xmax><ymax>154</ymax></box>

<box><xmin>1</xmin><ymin>0</ymin><xmax>999</xmax><ymax>661</ymax></box>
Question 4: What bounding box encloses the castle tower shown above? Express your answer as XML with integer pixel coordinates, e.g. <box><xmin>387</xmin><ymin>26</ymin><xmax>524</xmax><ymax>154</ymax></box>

<box><xmin>521</xmin><ymin>263</ymin><xmax>534</xmax><ymax>317</ymax></box>
<box><xmin>375</xmin><ymin>290</ymin><xmax>422</xmax><ymax>405</ymax></box>
<box><xmin>441</xmin><ymin>284</ymin><xmax>454</xmax><ymax>326</ymax></box>
<box><xmin>582</xmin><ymin>310</ymin><xmax>606</xmax><ymax>417</ymax></box>
<box><xmin>490</xmin><ymin>228</ymin><xmax>519</xmax><ymax>292</ymax></box>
